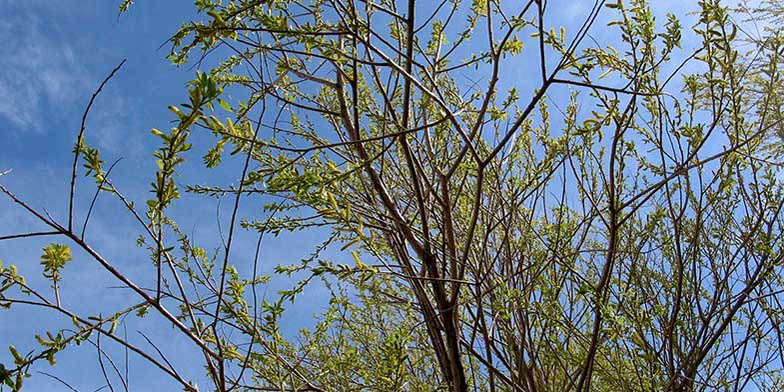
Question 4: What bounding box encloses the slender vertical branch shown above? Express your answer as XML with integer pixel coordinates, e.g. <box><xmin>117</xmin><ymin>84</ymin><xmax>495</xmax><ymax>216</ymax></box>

<box><xmin>69</xmin><ymin>60</ymin><xmax>126</xmax><ymax>232</ymax></box>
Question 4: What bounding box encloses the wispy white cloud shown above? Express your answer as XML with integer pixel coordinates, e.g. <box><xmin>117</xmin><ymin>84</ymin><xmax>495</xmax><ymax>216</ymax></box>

<box><xmin>0</xmin><ymin>11</ymin><xmax>144</xmax><ymax>156</ymax></box>
<box><xmin>0</xmin><ymin>15</ymin><xmax>88</xmax><ymax>130</ymax></box>
<box><xmin>89</xmin><ymin>92</ymin><xmax>146</xmax><ymax>155</ymax></box>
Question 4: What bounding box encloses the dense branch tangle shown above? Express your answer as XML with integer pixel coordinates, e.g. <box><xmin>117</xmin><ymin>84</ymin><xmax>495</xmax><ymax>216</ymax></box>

<box><xmin>4</xmin><ymin>0</ymin><xmax>784</xmax><ymax>391</ymax></box>
<box><xmin>161</xmin><ymin>0</ymin><xmax>784</xmax><ymax>390</ymax></box>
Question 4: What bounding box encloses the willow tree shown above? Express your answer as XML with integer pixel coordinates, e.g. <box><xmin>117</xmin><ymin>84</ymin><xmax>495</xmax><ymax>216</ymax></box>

<box><xmin>3</xmin><ymin>0</ymin><xmax>784</xmax><ymax>391</ymax></box>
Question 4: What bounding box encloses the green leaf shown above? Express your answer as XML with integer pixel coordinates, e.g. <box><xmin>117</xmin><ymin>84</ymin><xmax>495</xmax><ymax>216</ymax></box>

<box><xmin>40</xmin><ymin>244</ymin><xmax>72</xmax><ymax>282</ymax></box>
<box><xmin>0</xmin><ymin>363</ymin><xmax>9</xmax><ymax>382</ymax></box>
<box><xmin>217</xmin><ymin>98</ymin><xmax>232</xmax><ymax>111</ymax></box>
<box><xmin>109</xmin><ymin>314</ymin><xmax>119</xmax><ymax>335</ymax></box>
<box><xmin>9</xmin><ymin>346</ymin><xmax>23</xmax><ymax>366</ymax></box>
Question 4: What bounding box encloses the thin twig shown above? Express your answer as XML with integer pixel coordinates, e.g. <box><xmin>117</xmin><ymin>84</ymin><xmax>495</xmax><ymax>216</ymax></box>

<box><xmin>82</xmin><ymin>158</ymin><xmax>123</xmax><ymax>240</ymax></box>
<box><xmin>37</xmin><ymin>371</ymin><xmax>79</xmax><ymax>392</ymax></box>
<box><xmin>69</xmin><ymin>60</ymin><xmax>126</xmax><ymax>232</ymax></box>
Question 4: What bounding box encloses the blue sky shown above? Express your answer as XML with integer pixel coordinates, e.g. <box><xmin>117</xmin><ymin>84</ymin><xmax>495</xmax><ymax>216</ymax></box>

<box><xmin>0</xmin><ymin>2</ymin><xmax>204</xmax><ymax>390</ymax></box>
<box><xmin>0</xmin><ymin>0</ymin><xmax>761</xmax><ymax>391</ymax></box>
<box><xmin>0</xmin><ymin>2</ymin><xmax>306</xmax><ymax>390</ymax></box>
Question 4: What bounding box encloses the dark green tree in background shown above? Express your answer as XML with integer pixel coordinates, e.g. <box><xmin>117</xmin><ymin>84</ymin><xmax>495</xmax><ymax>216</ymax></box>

<box><xmin>4</xmin><ymin>0</ymin><xmax>784</xmax><ymax>391</ymax></box>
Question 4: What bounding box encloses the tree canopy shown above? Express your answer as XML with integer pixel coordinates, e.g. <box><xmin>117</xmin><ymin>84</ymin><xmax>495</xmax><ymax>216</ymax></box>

<box><xmin>3</xmin><ymin>0</ymin><xmax>784</xmax><ymax>391</ymax></box>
